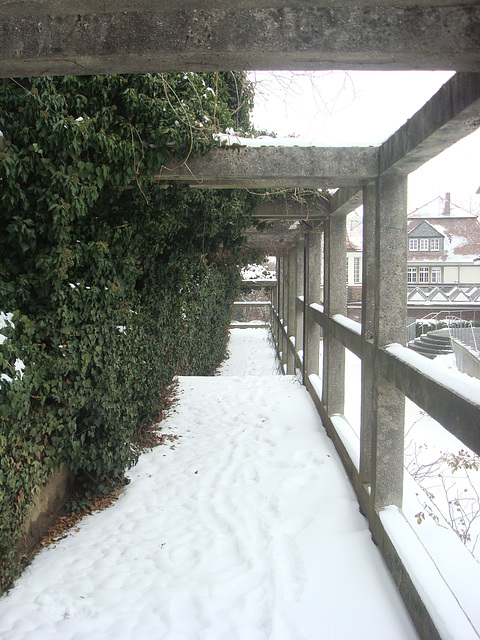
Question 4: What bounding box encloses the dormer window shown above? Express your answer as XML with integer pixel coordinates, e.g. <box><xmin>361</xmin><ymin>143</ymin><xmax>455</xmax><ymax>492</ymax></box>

<box><xmin>408</xmin><ymin>237</ymin><xmax>442</xmax><ymax>251</ymax></box>
<box><xmin>408</xmin><ymin>222</ymin><xmax>444</xmax><ymax>252</ymax></box>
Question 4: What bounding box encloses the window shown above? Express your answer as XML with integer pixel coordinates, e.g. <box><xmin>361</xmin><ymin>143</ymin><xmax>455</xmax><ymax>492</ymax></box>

<box><xmin>353</xmin><ymin>257</ymin><xmax>361</xmax><ymax>284</ymax></box>
<box><xmin>430</xmin><ymin>238</ymin><xmax>440</xmax><ymax>251</ymax></box>
<box><xmin>419</xmin><ymin>267</ymin><xmax>429</xmax><ymax>283</ymax></box>
<box><xmin>419</xmin><ymin>239</ymin><xmax>429</xmax><ymax>251</ymax></box>
<box><xmin>409</xmin><ymin>238</ymin><xmax>418</xmax><ymax>251</ymax></box>
<box><xmin>407</xmin><ymin>267</ymin><xmax>417</xmax><ymax>283</ymax></box>
<box><xmin>431</xmin><ymin>267</ymin><xmax>442</xmax><ymax>283</ymax></box>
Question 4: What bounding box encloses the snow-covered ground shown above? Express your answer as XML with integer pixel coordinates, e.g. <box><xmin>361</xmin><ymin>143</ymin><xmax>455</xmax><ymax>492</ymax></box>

<box><xmin>0</xmin><ymin>328</ymin><xmax>419</xmax><ymax>640</ymax></box>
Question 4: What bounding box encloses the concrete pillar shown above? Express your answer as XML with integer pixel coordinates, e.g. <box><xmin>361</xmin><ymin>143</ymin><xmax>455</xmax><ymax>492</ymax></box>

<box><xmin>359</xmin><ymin>183</ymin><xmax>376</xmax><ymax>486</ymax></box>
<box><xmin>372</xmin><ymin>175</ymin><xmax>408</xmax><ymax>510</ymax></box>
<box><xmin>286</xmin><ymin>247</ymin><xmax>296</xmax><ymax>374</ymax></box>
<box><xmin>304</xmin><ymin>230</ymin><xmax>322</xmax><ymax>378</ymax></box>
<box><xmin>295</xmin><ymin>239</ymin><xmax>305</xmax><ymax>369</ymax></box>
<box><xmin>279</xmin><ymin>254</ymin><xmax>287</xmax><ymax>369</ymax></box>
<box><xmin>322</xmin><ymin>216</ymin><xmax>346</xmax><ymax>416</ymax></box>
<box><xmin>271</xmin><ymin>256</ymin><xmax>279</xmax><ymax>346</ymax></box>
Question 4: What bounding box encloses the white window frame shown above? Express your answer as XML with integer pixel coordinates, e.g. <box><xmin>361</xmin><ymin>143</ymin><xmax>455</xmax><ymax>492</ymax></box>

<box><xmin>431</xmin><ymin>267</ymin><xmax>442</xmax><ymax>283</ymax></box>
<box><xmin>409</xmin><ymin>238</ymin><xmax>418</xmax><ymax>251</ymax></box>
<box><xmin>419</xmin><ymin>266</ymin><xmax>429</xmax><ymax>283</ymax></box>
<box><xmin>430</xmin><ymin>238</ymin><xmax>440</xmax><ymax>251</ymax></box>
<box><xmin>419</xmin><ymin>238</ymin><xmax>429</xmax><ymax>251</ymax></box>
<box><xmin>407</xmin><ymin>267</ymin><xmax>417</xmax><ymax>283</ymax></box>
<box><xmin>353</xmin><ymin>256</ymin><xmax>361</xmax><ymax>284</ymax></box>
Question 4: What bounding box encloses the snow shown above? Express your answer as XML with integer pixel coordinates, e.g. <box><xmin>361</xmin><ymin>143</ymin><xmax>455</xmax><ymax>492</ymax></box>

<box><xmin>0</xmin><ymin>311</ymin><xmax>14</xmax><ymax>344</ymax></box>
<box><xmin>380</xmin><ymin>506</ymin><xmax>480</xmax><ymax>640</ymax></box>
<box><xmin>0</xmin><ymin>328</ymin><xmax>418</xmax><ymax>640</ymax></box>
<box><xmin>338</xmin><ymin>345</ymin><xmax>480</xmax><ymax>639</ymax></box>
<box><xmin>241</xmin><ymin>262</ymin><xmax>276</xmax><ymax>281</ymax></box>
<box><xmin>332</xmin><ymin>314</ymin><xmax>362</xmax><ymax>336</ymax></box>
<box><xmin>0</xmin><ymin>312</ymin><xmax>25</xmax><ymax>385</ymax></box>
<box><xmin>216</xmin><ymin>133</ymin><xmax>369</xmax><ymax>148</ymax></box>
<box><xmin>386</xmin><ymin>342</ymin><xmax>480</xmax><ymax>405</ymax></box>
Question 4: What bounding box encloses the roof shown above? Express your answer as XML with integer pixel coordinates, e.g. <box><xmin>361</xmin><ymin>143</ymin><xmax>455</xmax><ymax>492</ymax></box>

<box><xmin>407</xmin><ymin>216</ymin><xmax>480</xmax><ymax>263</ymax></box>
<box><xmin>408</xmin><ymin>221</ymin><xmax>444</xmax><ymax>239</ymax></box>
<box><xmin>408</xmin><ymin>195</ymin><xmax>476</xmax><ymax>219</ymax></box>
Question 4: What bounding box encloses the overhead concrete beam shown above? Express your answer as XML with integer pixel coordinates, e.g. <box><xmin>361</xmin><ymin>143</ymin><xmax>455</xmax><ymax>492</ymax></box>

<box><xmin>245</xmin><ymin>232</ymin><xmax>294</xmax><ymax>247</ymax></box>
<box><xmin>1</xmin><ymin>6</ymin><xmax>480</xmax><ymax>77</ymax></box>
<box><xmin>329</xmin><ymin>187</ymin><xmax>363</xmax><ymax>217</ymax></box>
<box><xmin>379</xmin><ymin>72</ymin><xmax>480</xmax><ymax>176</ymax></box>
<box><xmin>254</xmin><ymin>200</ymin><xmax>329</xmax><ymax>221</ymax></box>
<box><xmin>1</xmin><ymin>1</ymin><xmax>473</xmax><ymax>18</ymax></box>
<box><xmin>156</xmin><ymin>146</ymin><xmax>378</xmax><ymax>190</ymax></box>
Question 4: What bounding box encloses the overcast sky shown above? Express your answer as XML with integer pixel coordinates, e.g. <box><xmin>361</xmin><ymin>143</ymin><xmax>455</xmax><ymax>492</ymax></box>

<box><xmin>250</xmin><ymin>71</ymin><xmax>480</xmax><ymax>212</ymax></box>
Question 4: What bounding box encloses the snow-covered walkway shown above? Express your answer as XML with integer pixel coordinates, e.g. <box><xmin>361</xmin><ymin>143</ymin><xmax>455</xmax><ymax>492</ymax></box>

<box><xmin>0</xmin><ymin>329</ymin><xmax>418</xmax><ymax>639</ymax></box>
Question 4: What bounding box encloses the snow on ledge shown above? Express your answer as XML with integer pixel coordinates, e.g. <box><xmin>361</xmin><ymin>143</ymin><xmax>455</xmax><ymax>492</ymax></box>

<box><xmin>386</xmin><ymin>343</ymin><xmax>480</xmax><ymax>406</ymax></box>
<box><xmin>330</xmin><ymin>414</ymin><xmax>360</xmax><ymax>472</ymax></box>
<box><xmin>309</xmin><ymin>302</ymin><xmax>324</xmax><ymax>315</ymax></box>
<box><xmin>215</xmin><ymin>133</ymin><xmax>371</xmax><ymax>148</ymax></box>
<box><xmin>380</xmin><ymin>505</ymin><xmax>479</xmax><ymax>640</ymax></box>
<box><xmin>332</xmin><ymin>314</ymin><xmax>362</xmax><ymax>336</ymax></box>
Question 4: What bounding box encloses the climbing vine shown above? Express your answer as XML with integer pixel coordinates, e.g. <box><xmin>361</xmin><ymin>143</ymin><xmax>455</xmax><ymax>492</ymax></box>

<box><xmin>0</xmin><ymin>72</ymin><xmax>256</xmax><ymax>591</ymax></box>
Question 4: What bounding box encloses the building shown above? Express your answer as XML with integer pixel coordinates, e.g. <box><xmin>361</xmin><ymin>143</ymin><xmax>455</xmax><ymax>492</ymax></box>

<box><xmin>347</xmin><ymin>194</ymin><xmax>480</xmax><ymax>322</ymax></box>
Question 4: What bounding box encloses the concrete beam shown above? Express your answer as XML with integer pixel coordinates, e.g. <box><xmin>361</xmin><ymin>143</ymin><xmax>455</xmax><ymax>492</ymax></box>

<box><xmin>1</xmin><ymin>6</ymin><xmax>480</xmax><ymax>77</ymax></box>
<box><xmin>245</xmin><ymin>222</ymin><xmax>298</xmax><ymax>246</ymax></box>
<box><xmin>380</xmin><ymin>72</ymin><xmax>480</xmax><ymax>176</ymax></box>
<box><xmin>1</xmin><ymin>1</ymin><xmax>474</xmax><ymax>19</ymax></box>
<box><xmin>156</xmin><ymin>147</ymin><xmax>378</xmax><ymax>190</ymax></box>
<box><xmin>329</xmin><ymin>187</ymin><xmax>363</xmax><ymax>217</ymax></box>
<box><xmin>254</xmin><ymin>200</ymin><xmax>329</xmax><ymax>221</ymax></box>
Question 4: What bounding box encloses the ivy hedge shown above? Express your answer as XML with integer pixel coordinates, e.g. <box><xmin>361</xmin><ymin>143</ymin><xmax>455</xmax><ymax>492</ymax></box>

<box><xmin>0</xmin><ymin>72</ymin><xmax>256</xmax><ymax>591</ymax></box>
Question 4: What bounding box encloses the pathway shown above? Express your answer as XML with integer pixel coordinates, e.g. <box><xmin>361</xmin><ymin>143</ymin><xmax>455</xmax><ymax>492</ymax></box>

<box><xmin>0</xmin><ymin>328</ymin><xmax>418</xmax><ymax>640</ymax></box>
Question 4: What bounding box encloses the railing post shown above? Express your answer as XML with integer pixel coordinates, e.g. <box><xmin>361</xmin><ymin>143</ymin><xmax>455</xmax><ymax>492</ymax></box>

<box><xmin>286</xmin><ymin>246</ymin><xmax>296</xmax><ymax>374</ymax></box>
<box><xmin>323</xmin><ymin>216</ymin><xmax>346</xmax><ymax>416</ymax></box>
<box><xmin>360</xmin><ymin>183</ymin><xmax>376</xmax><ymax>487</ymax></box>
<box><xmin>295</xmin><ymin>239</ymin><xmax>304</xmax><ymax>371</ymax></box>
<box><xmin>304</xmin><ymin>229</ymin><xmax>322</xmax><ymax>379</ymax></box>
<box><xmin>279</xmin><ymin>253</ymin><xmax>287</xmax><ymax>370</ymax></box>
<box><xmin>272</xmin><ymin>255</ymin><xmax>279</xmax><ymax>343</ymax></box>
<box><xmin>371</xmin><ymin>175</ymin><xmax>408</xmax><ymax>510</ymax></box>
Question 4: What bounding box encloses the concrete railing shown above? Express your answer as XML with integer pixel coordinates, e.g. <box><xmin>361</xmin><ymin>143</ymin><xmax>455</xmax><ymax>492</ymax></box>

<box><xmin>271</xmin><ymin>234</ymin><xmax>480</xmax><ymax>640</ymax></box>
<box><xmin>452</xmin><ymin>339</ymin><xmax>480</xmax><ymax>381</ymax></box>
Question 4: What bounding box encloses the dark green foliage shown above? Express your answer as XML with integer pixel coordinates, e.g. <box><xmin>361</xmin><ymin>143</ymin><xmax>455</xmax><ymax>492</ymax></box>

<box><xmin>0</xmin><ymin>72</ymin><xmax>255</xmax><ymax>591</ymax></box>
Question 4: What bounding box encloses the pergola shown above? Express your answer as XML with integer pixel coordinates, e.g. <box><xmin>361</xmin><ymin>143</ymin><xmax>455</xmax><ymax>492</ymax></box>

<box><xmin>2</xmin><ymin>3</ymin><xmax>480</xmax><ymax>638</ymax></box>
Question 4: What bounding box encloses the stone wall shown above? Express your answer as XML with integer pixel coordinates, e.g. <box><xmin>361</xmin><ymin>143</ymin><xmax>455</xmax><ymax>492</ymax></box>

<box><xmin>19</xmin><ymin>467</ymin><xmax>74</xmax><ymax>556</ymax></box>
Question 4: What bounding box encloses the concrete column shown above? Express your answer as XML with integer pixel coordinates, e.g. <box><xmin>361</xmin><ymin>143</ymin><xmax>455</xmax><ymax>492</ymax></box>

<box><xmin>372</xmin><ymin>175</ymin><xmax>408</xmax><ymax>510</ymax></box>
<box><xmin>322</xmin><ymin>216</ymin><xmax>346</xmax><ymax>416</ymax></box>
<box><xmin>359</xmin><ymin>183</ymin><xmax>376</xmax><ymax>486</ymax></box>
<box><xmin>271</xmin><ymin>256</ymin><xmax>279</xmax><ymax>346</ymax></box>
<box><xmin>286</xmin><ymin>247</ymin><xmax>296</xmax><ymax>374</ymax></box>
<box><xmin>295</xmin><ymin>239</ymin><xmax>305</xmax><ymax>369</ymax></box>
<box><xmin>304</xmin><ymin>230</ymin><xmax>322</xmax><ymax>378</ymax></box>
<box><xmin>279</xmin><ymin>254</ymin><xmax>287</xmax><ymax>369</ymax></box>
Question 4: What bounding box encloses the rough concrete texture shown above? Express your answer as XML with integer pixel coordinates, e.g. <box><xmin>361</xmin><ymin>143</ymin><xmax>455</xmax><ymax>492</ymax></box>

<box><xmin>254</xmin><ymin>200</ymin><xmax>328</xmax><ymax>221</ymax></box>
<box><xmin>1</xmin><ymin>0</ymin><xmax>474</xmax><ymax>19</ymax></box>
<box><xmin>374</xmin><ymin>175</ymin><xmax>408</xmax><ymax>348</ymax></box>
<box><xmin>380</xmin><ymin>72</ymin><xmax>480</xmax><ymax>176</ymax></box>
<box><xmin>20</xmin><ymin>467</ymin><xmax>74</xmax><ymax>555</ymax></box>
<box><xmin>1</xmin><ymin>6</ymin><xmax>480</xmax><ymax>77</ymax></box>
<box><xmin>329</xmin><ymin>187</ymin><xmax>363</xmax><ymax>217</ymax></box>
<box><xmin>156</xmin><ymin>146</ymin><xmax>378</xmax><ymax>189</ymax></box>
